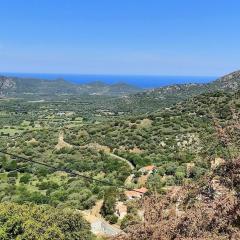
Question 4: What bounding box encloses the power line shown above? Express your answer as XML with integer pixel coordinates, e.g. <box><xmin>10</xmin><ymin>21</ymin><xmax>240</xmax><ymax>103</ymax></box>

<box><xmin>0</xmin><ymin>150</ymin><xmax>144</xmax><ymax>194</ymax></box>
<box><xmin>0</xmin><ymin>107</ymin><xmax>144</xmax><ymax>194</ymax></box>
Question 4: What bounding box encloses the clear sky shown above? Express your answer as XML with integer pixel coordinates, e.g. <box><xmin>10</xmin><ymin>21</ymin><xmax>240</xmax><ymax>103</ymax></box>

<box><xmin>0</xmin><ymin>0</ymin><xmax>240</xmax><ymax>76</ymax></box>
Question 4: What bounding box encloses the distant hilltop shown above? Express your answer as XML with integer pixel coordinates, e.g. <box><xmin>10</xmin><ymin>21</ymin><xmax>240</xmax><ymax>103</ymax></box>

<box><xmin>1</xmin><ymin>70</ymin><xmax>240</xmax><ymax>99</ymax></box>
<box><xmin>1</xmin><ymin>72</ymin><xmax>215</xmax><ymax>88</ymax></box>
<box><xmin>123</xmin><ymin>70</ymin><xmax>240</xmax><ymax>107</ymax></box>
<box><xmin>0</xmin><ymin>76</ymin><xmax>142</xmax><ymax>96</ymax></box>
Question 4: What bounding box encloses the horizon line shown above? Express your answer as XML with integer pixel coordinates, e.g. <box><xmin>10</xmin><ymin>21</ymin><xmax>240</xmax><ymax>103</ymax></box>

<box><xmin>1</xmin><ymin>71</ymin><xmax>218</xmax><ymax>78</ymax></box>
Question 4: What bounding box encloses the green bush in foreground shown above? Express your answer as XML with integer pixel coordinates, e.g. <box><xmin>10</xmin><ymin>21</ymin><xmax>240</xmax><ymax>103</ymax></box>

<box><xmin>0</xmin><ymin>202</ymin><xmax>94</xmax><ymax>240</ymax></box>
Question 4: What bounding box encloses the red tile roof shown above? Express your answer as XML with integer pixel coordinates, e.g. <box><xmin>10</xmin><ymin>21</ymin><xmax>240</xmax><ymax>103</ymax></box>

<box><xmin>125</xmin><ymin>187</ymin><xmax>148</xmax><ymax>198</ymax></box>
<box><xmin>142</xmin><ymin>165</ymin><xmax>156</xmax><ymax>171</ymax></box>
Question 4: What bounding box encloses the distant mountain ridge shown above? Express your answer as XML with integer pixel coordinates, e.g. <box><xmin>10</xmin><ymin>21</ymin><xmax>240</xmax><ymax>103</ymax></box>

<box><xmin>138</xmin><ymin>70</ymin><xmax>240</xmax><ymax>98</ymax></box>
<box><xmin>0</xmin><ymin>76</ymin><xmax>142</xmax><ymax>96</ymax></box>
<box><xmin>120</xmin><ymin>70</ymin><xmax>240</xmax><ymax>106</ymax></box>
<box><xmin>1</xmin><ymin>70</ymin><xmax>240</xmax><ymax>100</ymax></box>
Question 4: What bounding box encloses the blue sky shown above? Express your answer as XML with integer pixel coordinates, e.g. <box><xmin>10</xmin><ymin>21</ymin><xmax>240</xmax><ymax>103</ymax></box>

<box><xmin>0</xmin><ymin>0</ymin><xmax>240</xmax><ymax>76</ymax></box>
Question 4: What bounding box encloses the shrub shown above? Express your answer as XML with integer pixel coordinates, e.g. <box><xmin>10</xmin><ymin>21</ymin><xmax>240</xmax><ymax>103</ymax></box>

<box><xmin>0</xmin><ymin>202</ymin><xmax>93</xmax><ymax>240</ymax></box>
<box><xmin>19</xmin><ymin>173</ymin><xmax>31</xmax><ymax>184</ymax></box>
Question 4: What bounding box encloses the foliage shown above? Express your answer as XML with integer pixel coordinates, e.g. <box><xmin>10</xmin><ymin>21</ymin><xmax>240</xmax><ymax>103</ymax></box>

<box><xmin>115</xmin><ymin>158</ymin><xmax>240</xmax><ymax>239</ymax></box>
<box><xmin>1</xmin><ymin>72</ymin><xmax>240</xmax><ymax>238</ymax></box>
<box><xmin>0</xmin><ymin>202</ymin><xmax>94</xmax><ymax>240</ymax></box>
<box><xmin>100</xmin><ymin>188</ymin><xmax>118</xmax><ymax>223</ymax></box>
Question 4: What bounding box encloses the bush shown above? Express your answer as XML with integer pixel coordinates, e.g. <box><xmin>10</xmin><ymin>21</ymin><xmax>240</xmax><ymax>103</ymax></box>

<box><xmin>4</xmin><ymin>160</ymin><xmax>17</xmax><ymax>172</ymax></box>
<box><xmin>165</xmin><ymin>162</ymin><xmax>178</xmax><ymax>175</ymax></box>
<box><xmin>19</xmin><ymin>173</ymin><xmax>31</xmax><ymax>184</ymax></box>
<box><xmin>175</xmin><ymin>171</ymin><xmax>185</xmax><ymax>185</ymax></box>
<box><xmin>120</xmin><ymin>214</ymin><xmax>141</xmax><ymax>230</ymax></box>
<box><xmin>7</xmin><ymin>171</ymin><xmax>18</xmax><ymax>178</ymax></box>
<box><xmin>101</xmin><ymin>188</ymin><xmax>117</xmax><ymax>218</ymax></box>
<box><xmin>0</xmin><ymin>202</ymin><xmax>94</xmax><ymax>240</ymax></box>
<box><xmin>105</xmin><ymin>214</ymin><xmax>118</xmax><ymax>224</ymax></box>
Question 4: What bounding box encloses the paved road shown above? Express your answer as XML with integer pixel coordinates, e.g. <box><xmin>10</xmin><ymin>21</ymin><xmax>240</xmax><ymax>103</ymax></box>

<box><xmin>91</xmin><ymin>218</ymin><xmax>122</xmax><ymax>236</ymax></box>
<box><xmin>82</xmin><ymin>200</ymin><xmax>122</xmax><ymax>237</ymax></box>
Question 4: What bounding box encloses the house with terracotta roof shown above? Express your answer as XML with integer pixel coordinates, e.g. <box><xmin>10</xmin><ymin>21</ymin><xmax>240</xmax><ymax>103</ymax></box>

<box><xmin>139</xmin><ymin>165</ymin><xmax>157</xmax><ymax>174</ymax></box>
<box><xmin>125</xmin><ymin>187</ymin><xmax>148</xmax><ymax>200</ymax></box>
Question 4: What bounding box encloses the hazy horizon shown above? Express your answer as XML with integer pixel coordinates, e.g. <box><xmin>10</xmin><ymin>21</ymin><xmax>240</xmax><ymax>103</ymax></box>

<box><xmin>1</xmin><ymin>71</ymin><xmax>217</xmax><ymax>78</ymax></box>
<box><xmin>1</xmin><ymin>71</ymin><xmax>217</xmax><ymax>88</ymax></box>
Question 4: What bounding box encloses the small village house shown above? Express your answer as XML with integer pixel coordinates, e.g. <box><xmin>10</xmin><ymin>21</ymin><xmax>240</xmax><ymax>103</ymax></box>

<box><xmin>139</xmin><ymin>165</ymin><xmax>157</xmax><ymax>174</ymax></box>
<box><xmin>125</xmin><ymin>187</ymin><xmax>148</xmax><ymax>200</ymax></box>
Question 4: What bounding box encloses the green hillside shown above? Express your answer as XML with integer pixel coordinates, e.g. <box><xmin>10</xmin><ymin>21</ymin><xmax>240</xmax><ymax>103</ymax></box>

<box><xmin>0</xmin><ymin>71</ymin><xmax>240</xmax><ymax>239</ymax></box>
<box><xmin>0</xmin><ymin>76</ymin><xmax>142</xmax><ymax>96</ymax></box>
<box><xmin>113</xmin><ymin>70</ymin><xmax>240</xmax><ymax>114</ymax></box>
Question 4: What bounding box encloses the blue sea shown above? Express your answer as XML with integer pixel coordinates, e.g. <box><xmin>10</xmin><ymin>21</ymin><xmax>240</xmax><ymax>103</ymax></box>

<box><xmin>1</xmin><ymin>72</ymin><xmax>217</xmax><ymax>89</ymax></box>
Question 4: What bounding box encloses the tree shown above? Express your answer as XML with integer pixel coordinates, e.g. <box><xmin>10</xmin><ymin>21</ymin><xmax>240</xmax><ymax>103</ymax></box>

<box><xmin>175</xmin><ymin>171</ymin><xmax>185</xmax><ymax>185</ymax></box>
<box><xmin>4</xmin><ymin>160</ymin><xmax>17</xmax><ymax>172</ymax></box>
<box><xmin>0</xmin><ymin>202</ymin><xmax>94</xmax><ymax>240</ymax></box>
<box><xmin>19</xmin><ymin>173</ymin><xmax>31</xmax><ymax>184</ymax></box>
<box><xmin>7</xmin><ymin>171</ymin><xmax>18</xmax><ymax>178</ymax></box>
<box><xmin>100</xmin><ymin>187</ymin><xmax>117</xmax><ymax>223</ymax></box>
<box><xmin>165</xmin><ymin>162</ymin><xmax>178</xmax><ymax>175</ymax></box>
<box><xmin>147</xmin><ymin>174</ymin><xmax>165</xmax><ymax>193</ymax></box>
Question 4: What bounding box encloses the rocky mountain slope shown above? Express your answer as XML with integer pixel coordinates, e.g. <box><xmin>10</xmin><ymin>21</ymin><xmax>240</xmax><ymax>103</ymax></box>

<box><xmin>149</xmin><ymin>70</ymin><xmax>240</xmax><ymax>97</ymax></box>
<box><xmin>115</xmin><ymin>70</ymin><xmax>240</xmax><ymax>113</ymax></box>
<box><xmin>2</xmin><ymin>70</ymin><xmax>240</xmax><ymax>114</ymax></box>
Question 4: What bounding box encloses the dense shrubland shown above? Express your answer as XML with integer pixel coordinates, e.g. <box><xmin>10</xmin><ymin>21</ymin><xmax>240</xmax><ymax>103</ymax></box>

<box><xmin>0</xmin><ymin>126</ymin><xmax>131</xmax><ymax>210</ymax></box>
<box><xmin>64</xmin><ymin>91</ymin><xmax>240</xmax><ymax>185</ymax></box>
<box><xmin>0</xmin><ymin>202</ymin><xmax>94</xmax><ymax>239</ymax></box>
<box><xmin>0</xmin><ymin>86</ymin><xmax>240</xmax><ymax>239</ymax></box>
<box><xmin>114</xmin><ymin>96</ymin><xmax>240</xmax><ymax>239</ymax></box>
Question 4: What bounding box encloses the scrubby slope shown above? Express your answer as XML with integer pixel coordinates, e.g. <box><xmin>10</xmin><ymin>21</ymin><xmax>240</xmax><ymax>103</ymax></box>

<box><xmin>0</xmin><ymin>76</ymin><xmax>142</xmax><ymax>96</ymax></box>
<box><xmin>115</xmin><ymin>70</ymin><xmax>240</xmax><ymax>114</ymax></box>
<box><xmin>115</xmin><ymin>157</ymin><xmax>240</xmax><ymax>240</ymax></box>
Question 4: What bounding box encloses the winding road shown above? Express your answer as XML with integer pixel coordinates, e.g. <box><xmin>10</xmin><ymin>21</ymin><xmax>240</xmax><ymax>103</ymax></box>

<box><xmin>108</xmin><ymin>152</ymin><xmax>135</xmax><ymax>170</ymax></box>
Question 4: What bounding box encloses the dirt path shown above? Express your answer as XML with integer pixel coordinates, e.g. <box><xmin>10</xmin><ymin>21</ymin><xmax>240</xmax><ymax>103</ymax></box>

<box><xmin>90</xmin><ymin>200</ymin><xmax>103</xmax><ymax>218</ymax></box>
<box><xmin>55</xmin><ymin>132</ymin><xmax>72</xmax><ymax>150</ymax></box>
<box><xmin>80</xmin><ymin>142</ymin><xmax>135</xmax><ymax>170</ymax></box>
<box><xmin>124</xmin><ymin>174</ymin><xmax>134</xmax><ymax>185</ymax></box>
<box><xmin>108</xmin><ymin>153</ymin><xmax>135</xmax><ymax>170</ymax></box>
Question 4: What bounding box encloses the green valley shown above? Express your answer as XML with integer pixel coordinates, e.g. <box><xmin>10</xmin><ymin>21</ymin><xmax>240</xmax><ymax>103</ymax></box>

<box><xmin>0</xmin><ymin>71</ymin><xmax>240</xmax><ymax>239</ymax></box>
